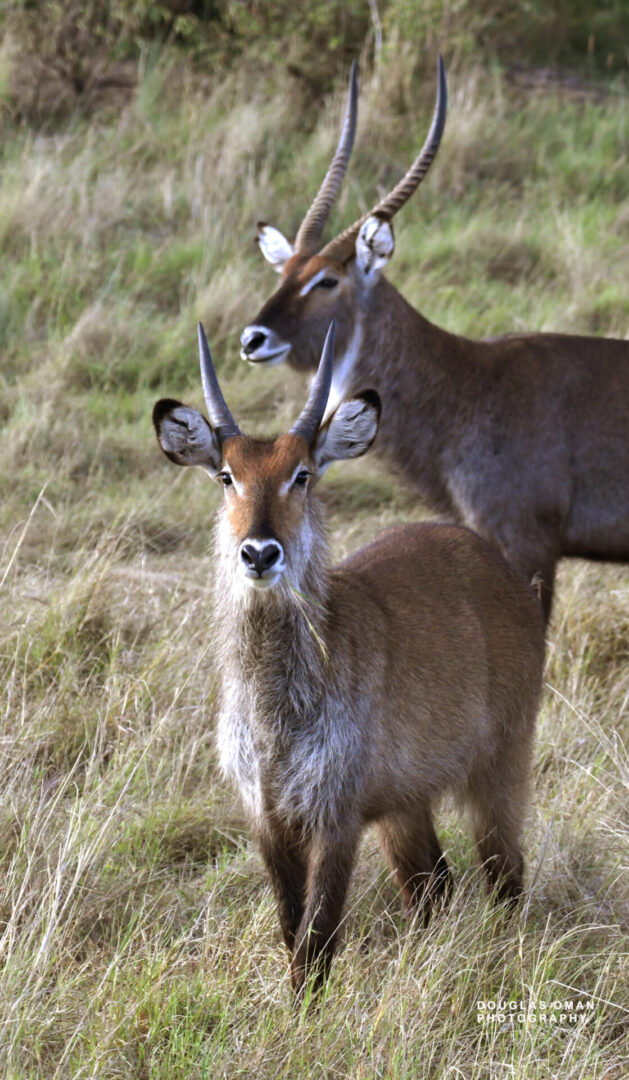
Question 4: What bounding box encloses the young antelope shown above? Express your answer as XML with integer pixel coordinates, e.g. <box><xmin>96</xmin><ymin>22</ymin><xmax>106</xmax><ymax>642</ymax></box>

<box><xmin>153</xmin><ymin>322</ymin><xmax>545</xmax><ymax>995</ymax></box>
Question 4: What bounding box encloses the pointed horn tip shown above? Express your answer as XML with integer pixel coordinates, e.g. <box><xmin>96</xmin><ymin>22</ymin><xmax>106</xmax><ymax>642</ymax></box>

<box><xmin>198</xmin><ymin>321</ymin><xmax>211</xmax><ymax>354</ymax></box>
<box><xmin>316</xmin><ymin>321</ymin><xmax>336</xmax><ymax>391</ymax></box>
<box><xmin>316</xmin><ymin>321</ymin><xmax>336</xmax><ymax>377</ymax></box>
<box><xmin>198</xmin><ymin>320</ymin><xmax>213</xmax><ymax>374</ymax></box>
<box><xmin>437</xmin><ymin>53</ymin><xmax>447</xmax><ymax>95</ymax></box>
<box><xmin>348</xmin><ymin>60</ymin><xmax>358</xmax><ymax>111</ymax></box>
<box><xmin>289</xmin><ymin>322</ymin><xmax>336</xmax><ymax>441</ymax></box>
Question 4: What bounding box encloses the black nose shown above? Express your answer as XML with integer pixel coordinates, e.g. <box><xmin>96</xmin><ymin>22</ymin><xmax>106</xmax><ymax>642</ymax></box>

<box><xmin>242</xmin><ymin>331</ymin><xmax>267</xmax><ymax>355</ymax></box>
<box><xmin>240</xmin><ymin>540</ymin><xmax>282</xmax><ymax>576</ymax></box>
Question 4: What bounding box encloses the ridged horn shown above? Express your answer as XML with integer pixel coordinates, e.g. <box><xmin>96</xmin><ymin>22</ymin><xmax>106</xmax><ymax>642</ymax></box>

<box><xmin>294</xmin><ymin>62</ymin><xmax>358</xmax><ymax>257</ymax></box>
<box><xmin>290</xmin><ymin>322</ymin><xmax>335</xmax><ymax>443</ymax></box>
<box><xmin>319</xmin><ymin>54</ymin><xmax>447</xmax><ymax>263</ymax></box>
<box><xmin>198</xmin><ymin>322</ymin><xmax>241</xmax><ymax>441</ymax></box>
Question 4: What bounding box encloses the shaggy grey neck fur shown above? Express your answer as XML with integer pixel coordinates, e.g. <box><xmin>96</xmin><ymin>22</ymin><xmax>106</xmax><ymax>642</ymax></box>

<box><xmin>212</xmin><ymin>501</ymin><xmax>335</xmax><ymax>822</ymax></box>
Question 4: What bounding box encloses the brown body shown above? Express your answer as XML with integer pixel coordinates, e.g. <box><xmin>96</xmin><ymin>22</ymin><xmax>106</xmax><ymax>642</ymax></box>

<box><xmin>153</xmin><ymin>324</ymin><xmax>545</xmax><ymax>995</ymax></box>
<box><xmin>241</xmin><ymin>59</ymin><xmax>629</xmax><ymax>622</ymax></box>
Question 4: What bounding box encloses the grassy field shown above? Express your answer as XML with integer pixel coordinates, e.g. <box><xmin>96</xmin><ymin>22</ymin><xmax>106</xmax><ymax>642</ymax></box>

<box><xmin>1</xmin><ymin>39</ymin><xmax>628</xmax><ymax>1079</ymax></box>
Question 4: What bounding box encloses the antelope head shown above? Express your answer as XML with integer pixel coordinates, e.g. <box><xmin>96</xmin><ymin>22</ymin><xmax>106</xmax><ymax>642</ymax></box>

<box><xmin>153</xmin><ymin>323</ymin><xmax>381</xmax><ymax>593</ymax></box>
<box><xmin>241</xmin><ymin>56</ymin><xmax>447</xmax><ymax>372</ymax></box>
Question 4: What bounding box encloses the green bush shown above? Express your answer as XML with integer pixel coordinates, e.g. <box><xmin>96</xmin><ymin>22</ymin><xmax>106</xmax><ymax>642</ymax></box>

<box><xmin>4</xmin><ymin>0</ymin><xmax>626</xmax><ymax>123</ymax></box>
<box><xmin>385</xmin><ymin>0</ymin><xmax>628</xmax><ymax>73</ymax></box>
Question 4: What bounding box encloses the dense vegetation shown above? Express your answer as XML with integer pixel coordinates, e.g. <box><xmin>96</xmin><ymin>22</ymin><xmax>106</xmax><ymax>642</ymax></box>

<box><xmin>0</xmin><ymin>3</ymin><xmax>627</xmax><ymax>1076</ymax></box>
<box><xmin>5</xmin><ymin>0</ymin><xmax>629</xmax><ymax>118</ymax></box>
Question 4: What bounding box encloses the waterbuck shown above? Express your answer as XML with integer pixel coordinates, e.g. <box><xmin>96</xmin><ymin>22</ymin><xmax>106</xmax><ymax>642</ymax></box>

<box><xmin>152</xmin><ymin>321</ymin><xmax>545</xmax><ymax>996</ymax></box>
<box><xmin>240</xmin><ymin>58</ymin><xmax>629</xmax><ymax>623</ymax></box>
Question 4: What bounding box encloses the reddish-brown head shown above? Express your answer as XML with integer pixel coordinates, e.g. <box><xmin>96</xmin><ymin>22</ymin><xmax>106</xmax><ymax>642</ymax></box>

<box><xmin>240</xmin><ymin>57</ymin><xmax>447</xmax><ymax>372</ymax></box>
<box><xmin>153</xmin><ymin>324</ymin><xmax>381</xmax><ymax>592</ymax></box>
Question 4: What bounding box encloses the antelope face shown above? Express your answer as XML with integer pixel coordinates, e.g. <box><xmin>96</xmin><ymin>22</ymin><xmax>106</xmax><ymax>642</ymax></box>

<box><xmin>241</xmin><ymin>218</ymin><xmax>397</xmax><ymax>373</ymax></box>
<box><xmin>241</xmin><ymin>56</ymin><xmax>446</xmax><ymax>374</ymax></box>
<box><xmin>215</xmin><ymin>433</ymin><xmax>317</xmax><ymax>590</ymax></box>
<box><xmin>241</xmin><ymin>250</ymin><xmax>357</xmax><ymax>374</ymax></box>
<box><xmin>152</xmin><ymin>402</ymin><xmax>317</xmax><ymax>591</ymax></box>
<box><xmin>153</xmin><ymin>323</ymin><xmax>381</xmax><ymax>594</ymax></box>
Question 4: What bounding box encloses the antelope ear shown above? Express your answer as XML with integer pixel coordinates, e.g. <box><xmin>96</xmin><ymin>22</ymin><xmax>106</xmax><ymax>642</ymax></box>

<box><xmin>152</xmin><ymin>399</ymin><xmax>223</xmax><ymax>475</ymax></box>
<box><xmin>312</xmin><ymin>390</ymin><xmax>381</xmax><ymax>473</ymax></box>
<box><xmin>355</xmin><ymin>216</ymin><xmax>395</xmax><ymax>281</ymax></box>
<box><xmin>256</xmin><ymin>222</ymin><xmax>294</xmax><ymax>272</ymax></box>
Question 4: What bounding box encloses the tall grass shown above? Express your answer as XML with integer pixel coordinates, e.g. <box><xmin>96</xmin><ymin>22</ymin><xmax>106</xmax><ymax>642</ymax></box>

<box><xmin>1</xmin><ymin>46</ymin><xmax>627</xmax><ymax>1078</ymax></box>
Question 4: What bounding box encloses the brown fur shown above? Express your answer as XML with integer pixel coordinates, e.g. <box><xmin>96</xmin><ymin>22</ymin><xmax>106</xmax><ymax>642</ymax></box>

<box><xmin>154</xmin><ymin>393</ymin><xmax>546</xmax><ymax>996</ymax></box>
<box><xmin>221</xmin><ymin>434</ymin><xmax>310</xmax><ymax>543</ymax></box>
<box><xmin>244</xmin><ymin>218</ymin><xmax>629</xmax><ymax>627</ymax></box>
<box><xmin>227</xmin><ymin>500</ymin><xmax>544</xmax><ymax>995</ymax></box>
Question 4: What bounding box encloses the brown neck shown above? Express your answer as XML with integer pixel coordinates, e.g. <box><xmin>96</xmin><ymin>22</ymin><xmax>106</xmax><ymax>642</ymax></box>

<box><xmin>345</xmin><ymin>278</ymin><xmax>475</xmax><ymax>512</ymax></box>
<box><xmin>354</xmin><ymin>275</ymin><xmax>472</xmax><ymax>392</ymax></box>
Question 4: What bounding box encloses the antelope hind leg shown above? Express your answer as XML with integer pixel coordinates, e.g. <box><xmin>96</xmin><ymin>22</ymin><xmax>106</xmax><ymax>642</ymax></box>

<box><xmin>377</xmin><ymin>805</ymin><xmax>452</xmax><ymax>925</ymax></box>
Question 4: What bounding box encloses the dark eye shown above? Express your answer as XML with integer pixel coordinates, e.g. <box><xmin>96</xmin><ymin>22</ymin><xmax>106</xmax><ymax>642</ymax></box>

<box><xmin>218</xmin><ymin>472</ymin><xmax>233</xmax><ymax>487</ymax></box>
<box><xmin>316</xmin><ymin>277</ymin><xmax>338</xmax><ymax>289</ymax></box>
<box><xmin>294</xmin><ymin>470</ymin><xmax>310</xmax><ymax>486</ymax></box>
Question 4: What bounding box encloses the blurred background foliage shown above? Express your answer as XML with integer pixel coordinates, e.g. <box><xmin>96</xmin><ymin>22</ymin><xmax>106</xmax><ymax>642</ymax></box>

<box><xmin>2</xmin><ymin>0</ymin><xmax>628</xmax><ymax>123</ymax></box>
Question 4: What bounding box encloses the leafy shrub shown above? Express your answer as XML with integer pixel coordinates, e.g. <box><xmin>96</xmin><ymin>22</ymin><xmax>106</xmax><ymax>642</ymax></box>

<box><xmin>3</xmin><ymin>1</ymin><xmax>627</xmax><ymax>124</ymax></box>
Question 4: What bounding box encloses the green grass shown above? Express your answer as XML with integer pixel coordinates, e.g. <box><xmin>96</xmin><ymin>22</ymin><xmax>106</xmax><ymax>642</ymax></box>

<box><xmin>0</xmin><ymin>45</ymin><xmax>627</xmax><ymax>1079</ymax></box>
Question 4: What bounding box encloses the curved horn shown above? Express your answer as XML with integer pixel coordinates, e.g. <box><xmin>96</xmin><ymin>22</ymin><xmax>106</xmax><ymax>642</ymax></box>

<box><xmin>198</xmin><ymin>322</ymin><xmax>241</xmax><ymax>441</ymax></box>
<box><xmin>320</xmin><ymin>54</ymin><xmax>447</xmax><ymax>263</ymax></box>
<box><xmin>290</xmin><ymin>322</ymin><xmax>335</xmax><ymax>443</ymax></box>
<box><xmin>294</xmin><ymin>62</ymin><xmax>358</xmax><ymax>257</ymax></box>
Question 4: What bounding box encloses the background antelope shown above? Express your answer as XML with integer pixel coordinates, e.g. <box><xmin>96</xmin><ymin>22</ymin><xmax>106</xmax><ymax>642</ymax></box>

<box><xmin>240</xmin><ymin>58</ymin><xmax>629</xmax><ymax>623</ymax></box>
<box><xmin>153</xmin><ymin>322</ymin><xmax>545</xmax><ymax>995</ymax></box>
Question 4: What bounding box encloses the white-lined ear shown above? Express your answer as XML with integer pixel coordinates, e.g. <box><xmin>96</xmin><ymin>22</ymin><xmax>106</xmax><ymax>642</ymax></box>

<box><xmin>152</xmin><ymin>400</ymin><xmax>223</xmax><ymax>475</ymax></box>
<box><xmin>256</xmin><ymin>223</ymin><xmax>294</xmax><ymax>272</ymax></box>
<box><xmin>312</xmin><ymin>390</ymin><xmax>381</xmax><ymax>473</ymax></box>
<box><xmin>355</xmin><ymin>216</ymin><xmax>394</xmax><ymax>281</ymax></box>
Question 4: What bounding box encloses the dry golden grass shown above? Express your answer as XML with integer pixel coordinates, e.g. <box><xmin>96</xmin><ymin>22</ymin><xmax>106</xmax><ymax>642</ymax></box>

<box><xmin>0</xmin><ymin>47</ymin><xmax>627</xmax><ymax>1079</ymax></box>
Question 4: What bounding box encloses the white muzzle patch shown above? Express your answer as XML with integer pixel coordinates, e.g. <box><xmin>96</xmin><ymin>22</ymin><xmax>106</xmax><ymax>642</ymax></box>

<box><xmin>240</xmin><ymin>326</ymin><xmax>291</xmax><ymax>365</ymax></box>
<box><xmin>239</xmin><ymin>537</ymin><xmax>286</xmax><ymax>589</ymax></box>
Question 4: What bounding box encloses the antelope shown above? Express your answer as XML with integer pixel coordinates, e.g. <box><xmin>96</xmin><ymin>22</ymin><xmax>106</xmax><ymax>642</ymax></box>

<box><xmin>152</xmin><ymin>321</ymin><xmax>545</xmax><ymax>996</ymax></box>
<box><xmin>240</xmin><ymin>57</ymin><xmax>629</xmax><ymax>624</ymax></box>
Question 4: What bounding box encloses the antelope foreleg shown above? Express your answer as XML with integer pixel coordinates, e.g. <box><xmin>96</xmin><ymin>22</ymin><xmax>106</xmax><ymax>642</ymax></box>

<box><xmin>290</xmin><ymin>825</ymin><xmax>359</xmax><ymax>997</ymax></box>
<box><xmin>258</xmin><ymin>825</ymin><xmax>309</xmax><ymax>955</ymax></box>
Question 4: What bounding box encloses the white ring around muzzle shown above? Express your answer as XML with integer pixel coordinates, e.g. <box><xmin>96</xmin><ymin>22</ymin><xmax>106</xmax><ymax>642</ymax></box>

<box><xmin>240</xmin><ymin>326</ymin><xmax>291</xmax><ymax>365</ymax></box>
